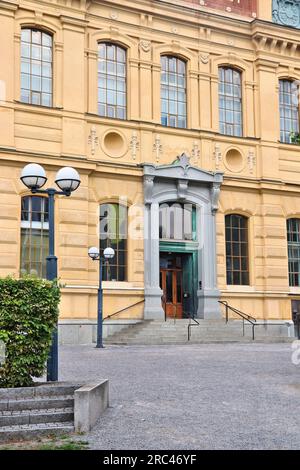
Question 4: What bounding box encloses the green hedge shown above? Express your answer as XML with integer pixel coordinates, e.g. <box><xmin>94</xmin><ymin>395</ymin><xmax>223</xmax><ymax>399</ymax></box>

<box><xmin>0</xmin><ymin>276</ymin><xmax>60</xmax><ymax>388</ymax></box>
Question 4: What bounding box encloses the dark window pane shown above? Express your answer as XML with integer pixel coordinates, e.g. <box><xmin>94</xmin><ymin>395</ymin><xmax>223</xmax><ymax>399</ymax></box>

<box><xmin>287</xmin><ymin>219</ymin><xmax>300</xmax><ymax>286</ymax></box>
<box><xmin>225</xmin><ymin>214</ymin><xmax>249</xmax><ymax>285</ymax></box>
<box><xmin>99</xmin><ymin>203</ymin><xmax>127</xmax><ymax>281</ymax></box>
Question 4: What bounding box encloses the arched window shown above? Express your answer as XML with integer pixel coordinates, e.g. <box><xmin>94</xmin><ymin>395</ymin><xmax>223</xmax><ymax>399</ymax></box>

<box><xmin>99</xmin><ymin>203</ymin><xmax>127</xmax><ymax>281</ymax></box>
<box><xmin>159</xmin><ymin>203</ymin><xmax>195</xmax><ymax>241</ymax></box>
<box><xmin>20</xmin><ymin>28</ymin><xmax>53</xmax><ymax>107</ymax></box>
<box><xmin>20</xmin><ymin>196</ymin><xmax>49</xmax><ymax>278</ymax></box>
<box><xmin>279</xmin><ymin>79</ymin><xmax>299</xmax><ymax>143</ymax></box>
<box><xmin>287</xmin><ymin>219</ymin><xmax>300</xmax><ymax>286</ymax></box>
<box><xmin>161</xmin><ymin>56</ymin><xmax>187</xmax><ymax>128</ymax></box>
<box><xmin>219</xmin><ymin>67</ymin><xmax>242</xmax><ymax>137</ymax></box>
<box><xmin>225</xmin><ymin>214</ymin><xmax>249</xmax><ymax>285</ymax></box>
<box><xmin>97</xmin><ymin>43</ymin><xmax>126</xmax><ymax>119</ymax></box>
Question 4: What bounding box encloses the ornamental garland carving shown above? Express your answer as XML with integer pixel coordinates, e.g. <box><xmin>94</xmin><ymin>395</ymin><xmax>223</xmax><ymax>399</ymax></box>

<box><xmin>273</xmin><ymin>0</ymin><xmax>300</xmax><ymax>28</ymax></box>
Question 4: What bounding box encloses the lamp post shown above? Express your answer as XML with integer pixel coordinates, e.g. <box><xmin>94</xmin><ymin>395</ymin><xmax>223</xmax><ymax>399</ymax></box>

<box><xmin>20</xmin><ymin>163</ymin><xmax>81</xmax><ymax>381</ymax></box>
<box><xmin>88</xmin><ymin>246</ymin><xmax>115</xmax><ymax>348</ymax></box>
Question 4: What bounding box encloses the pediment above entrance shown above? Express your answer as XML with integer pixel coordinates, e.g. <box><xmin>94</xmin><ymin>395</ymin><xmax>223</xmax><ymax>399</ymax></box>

<box><xmin>142</xmin><ymin>153</ymin><xmax>223</xmax><ymax>185</ymax></box>
<box><xmin>142</xmin><ymin>154</ymin><xmax>223</xmax><ymax>207</ymax></box>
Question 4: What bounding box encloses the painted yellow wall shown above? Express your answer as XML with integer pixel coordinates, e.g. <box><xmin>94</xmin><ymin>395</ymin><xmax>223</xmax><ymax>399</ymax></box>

<box><xmin>0</xmin><ymin>0</ymin><xmax>300</xmax><ymax>321</ymax></box>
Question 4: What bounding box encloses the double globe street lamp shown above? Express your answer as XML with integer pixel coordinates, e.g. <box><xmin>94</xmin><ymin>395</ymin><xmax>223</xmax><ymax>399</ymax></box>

<box><xmin>20</xmin><ymin>163</ymin><xmax>81</xmax><ymax>381</ymax></box>
<box><xmin>88</xmin><ymin>246</ymin><xmax>115</xmax><ymax>348</ymax></box>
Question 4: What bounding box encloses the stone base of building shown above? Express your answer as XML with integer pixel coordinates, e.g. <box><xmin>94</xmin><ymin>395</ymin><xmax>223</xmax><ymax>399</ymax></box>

<box><xmin>58</xmin><ymin>319</ymin><xmax>143</xmax><ymax>345</ymax></box>
<box><xmin>144</xmin><ymin>287</ymin><xmax>165</xmax><ymax>320</ymax></box>
<box><xmin>197</xmin><ymin>289</ymin><xmax>222</xmax><ymax>319</ymax></box>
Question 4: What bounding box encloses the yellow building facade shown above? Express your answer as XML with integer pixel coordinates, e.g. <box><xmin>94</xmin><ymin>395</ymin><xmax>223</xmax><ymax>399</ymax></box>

<box><xmin>1</xmin><ymin>0</ymin><xmax>300</xmax><ymax>340</ymax></box>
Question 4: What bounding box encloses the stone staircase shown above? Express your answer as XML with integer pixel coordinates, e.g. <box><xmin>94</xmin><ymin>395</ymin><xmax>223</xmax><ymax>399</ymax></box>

<box><xmin>105</xmin><ymin>319</ymin><xmax>295</xmax><ymax>345</ymax></box>
<box><xmin>0</xmin><ymin>383</ymin><xmax>80</xmax><ymax>442</ymax></box>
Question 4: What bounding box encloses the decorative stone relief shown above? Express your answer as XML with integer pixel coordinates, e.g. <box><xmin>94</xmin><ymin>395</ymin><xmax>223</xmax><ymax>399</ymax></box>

<box><xmin>110</xmin><ymin>11</ymin><xmax>118</xmax><ymax>20</ymax></box>
<box><xmin>213</xmin><ymin>143</ymin><xmax>222</xmax><ymax>169</ymax></box>
<box><xmin>172</xmin><ymin>153</ymin><xmax>191</xmax><ymax>176</ymax></box>
<box><xmin>153</xmin><ymin>134</ymin><xmax>162</xmax><ymax>163</ymax></box>
<box><xmin>248</xmin><ymin>150</ymin><xmax>256</xmax><ymax>175</ymax></box>
<box><xmin>139</xmin><ymin>40</ymin><xmax>151</xmax><ymax>53</ymax></box>
<box><xmin>130</xmin><ymin>131</ymin><xmax>140</xmax><ymax>160</ymax></box>
<box><xmin>273</xmin><ymin>0</ymin><xmax>300</xmax><ymax>28</ymax></box>
<box><xmin>177</xmin><ymin>179</ymin><xmax>189</xmax><ymax>201</ymax></box>
<box><xmin>200</xmin><ymin>53</ymin><xmax>210</xmax><ymax>64</ymax></box>
<box><xmin>88</xmin><ymin>126</ymin><xmax>99</xmax><ymax>156</ymax></box>
<box><xmin>144</xmin><ymin>175</ymin><xmax>154</xmax><ymax>205</ymax></box>
<box><xmin>211</xmin><ymin>183</ymin><xmax>221</xmax><ymax>215</ymax></box>
<box><xmin>191</xmin><ymin>141</ymin><xmax>200</xmax><ymax>166</ymax></box>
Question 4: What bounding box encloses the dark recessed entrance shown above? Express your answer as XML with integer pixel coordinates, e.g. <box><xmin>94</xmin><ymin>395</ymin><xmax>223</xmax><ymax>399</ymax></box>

<box><xmin>159</xmin><ymin>252</ymin><xmax>196</xmax><ymax>319</ymax></box>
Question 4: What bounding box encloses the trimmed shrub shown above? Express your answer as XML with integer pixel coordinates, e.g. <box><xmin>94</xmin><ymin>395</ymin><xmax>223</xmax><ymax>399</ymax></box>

<box><xmin>0</xmin><ymin>276</ymin><xmax>60</xmax><ymax>388</ymax></box>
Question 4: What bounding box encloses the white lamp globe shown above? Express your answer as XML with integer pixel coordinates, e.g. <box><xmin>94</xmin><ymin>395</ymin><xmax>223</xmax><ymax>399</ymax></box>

<box><xmin>20</xmin><ymin>163</ymin><xmax>47</xmax><ymax>190</ymax></box>
<box><xmin>88</xmin><ymin>246</ymin><xmax>100</xmax><ymax>260</ymax></box>
<box><xmin>55</xmin><ymin>167</ymin><xmax>81</xmax><ymax>193</ymax></box>
<box><xmin>103</xmin><ymin>247</ymin><xmax>115</xmax><ymax>260</ymax></box>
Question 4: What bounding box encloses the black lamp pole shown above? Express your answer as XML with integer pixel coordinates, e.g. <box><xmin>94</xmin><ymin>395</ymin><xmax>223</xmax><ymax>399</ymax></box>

<box><xmin>89</xmin><ymin>247</ymin><xmax>114</xmax><ymax>349</ymax></box>
<box><xmin>20</xmin><ymin>163</ymin><xmax>81</xmax><ymax>382</ymax></box>
<box><xmin>31</xmin><ymin>187</ymin><xmax>71</xmax><ymax>381</ymax></box>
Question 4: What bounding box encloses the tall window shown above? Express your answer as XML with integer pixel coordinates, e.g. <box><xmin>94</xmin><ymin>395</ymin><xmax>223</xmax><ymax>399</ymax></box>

<box><xmin>219</xmin><ymin>67</ymin><xmax>242</xmax><ymax>137</ymax></box>
<box><xmin>161</xmin><ymin>56</ymin><xmax>187</xmax><ymax>128</ymax></box>
<box><xmin>159</xmin><ymin>203</ymin><xmax>196</xmax><ymax>241</ymax></box>
<box><xmin>287</xmin><ymin>219</ymin><xmax>300</xmax><ymax>287</ymax></box>
<box><xmin>100</xmin><ymin>203</ymin><xmax>127</xmax><ymax>281</ymax></box>
<box><xmin>20</xmin><ymin>29</ymin><xmax>53</xmax><ymax>107</ymax></box>
<box><xmin>20</xmin><ymin>196</ymin><xmax>49</xmax><ymax>278</ymax></box>
<box><xmin>279</xmin><ymin>79</ymin><xmax>299</xmax><ymax>143</ymax></box>
<box><xmin>97</xmin><ymin>43</ymin><xmax>126</xmax><ymax>119</ymax></box>
<box><xmin>225</xmin><ymin>214</ymin><xmax>249</xmax><ymax>285</ymax></box>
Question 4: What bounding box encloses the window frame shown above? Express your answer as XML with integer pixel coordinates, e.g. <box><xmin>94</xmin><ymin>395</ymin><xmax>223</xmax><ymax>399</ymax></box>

<box><xmin>97</xmin><ymin>42</ymin><xmax>127</xmax><ymax>120</ymax></box>
<box><xmin>225</xmin><ymin>214</ymin><xmax>250</xmax><ymax>286</ymax></box>
<box><xmin>160</xmin><ymin>55</ymin><xmax>187</xmax><ymax>129</ymax></box>
<box><xmin>20</xmin><ymin>28</ymin><xmax>53</xmax><ymax>107</ymax></box>
<box><xmin>20</xmin><ymin>195</ymin><xmax>49</xmax><ymax>278</ymax></box>
<box><xmin>279</xmin><ymin>79</ymin><xmax>300</xmax><ymax>144</ymax></box>
<box><xmin>159</xmin><ymin>202</ymin><xmax>196</xmax><ymax>242</ymax></box>
<box><xmin>218</xmin><ymin>66</ymin><xmax>243</xmax><ymax>137</ymax></box>
<box><xmin>287</xmin><ymin>218</ymin><xmax>300</xmax><ymax>287</ymax></box>
<box><xmin>99</xmin><ymin>202</ymin><xmax>128</xmax><ymax>282</ymax></box>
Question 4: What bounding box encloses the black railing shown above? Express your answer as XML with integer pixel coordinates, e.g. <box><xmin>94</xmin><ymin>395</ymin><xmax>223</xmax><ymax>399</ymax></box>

<box><xmin>103</xmin><ymin>300</ymin><xmax>145</xmax><ymax>322</ymax></box>
<box><xmin>187</xmin><ymin>312</ymin><xmax>200</xmax><ymax>341</ymax></box>
<box><xmin>219</xmin><ymin>300</ymin><xmax>257</xmax><ymax>340</ymax></box>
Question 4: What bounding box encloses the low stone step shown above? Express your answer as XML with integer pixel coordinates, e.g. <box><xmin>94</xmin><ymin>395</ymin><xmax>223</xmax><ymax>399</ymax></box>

<box><xmin>0</xmin><ymin>422</ymin><xmax>74</xmax><ymax>442</ymax></box>
<box><xmin>0</xmin><ymin>396</ymin><xmax>74</xmax><ymax>412</ymax></box>
<box><xmin>0</xmin><ymin>408</ymin><xmax>74</xmax><ymax>427</ymax></box>
<box><xmin>0</xmin><ymin>383</ymin><xmax>82</xmax><ymax>401</ymax></box>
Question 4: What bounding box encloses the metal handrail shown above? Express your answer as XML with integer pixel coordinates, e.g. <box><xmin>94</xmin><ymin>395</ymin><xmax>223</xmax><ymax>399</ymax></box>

<box><xmin>219</xmin><ymin>300</ymin><xmax>257</xmax><ymax>340</ymax></box>
<box><xmin>103</xmin><ymin>300</ymin><xmax>145</xmax><ymax>321</ymax></box>
<box><xmin>187</xmin><ymin>312</ymin><xmax>200</xmax><ymax>341</ymax></box>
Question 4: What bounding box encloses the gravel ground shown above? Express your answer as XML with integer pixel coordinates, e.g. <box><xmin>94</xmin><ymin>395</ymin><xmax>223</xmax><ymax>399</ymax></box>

<box><xmin>59</xmin><ymin>343</ymin><xmax>300</xmax><ymax>450</ymax></box>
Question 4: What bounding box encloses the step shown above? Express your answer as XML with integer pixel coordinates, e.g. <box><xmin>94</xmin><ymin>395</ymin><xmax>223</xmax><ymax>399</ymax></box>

<box><xmin>0</xmin><ymin>408</ymin><xmax>74</xmax><ymax>427</ymax></box>
<box><xmin>0</xmin><ymin>422</ymin><xmax>74</xmax><ymax>442</ymax></box>
<box><xmin>0</xmin><ymin>396</ymin><xmax>74</xmax><ymax>412</ymax></box>
<box><xmin>0</xmin><ymin>383</ymin><xmax>82</xmax><ymax>401</ymax></box>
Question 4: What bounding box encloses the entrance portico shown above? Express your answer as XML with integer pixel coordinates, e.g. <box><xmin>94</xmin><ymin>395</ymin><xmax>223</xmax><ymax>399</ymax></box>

<box><xmin>143</xmin><ymin>155</ymin><xmax>223</xmax><ymax>320</ymax></box>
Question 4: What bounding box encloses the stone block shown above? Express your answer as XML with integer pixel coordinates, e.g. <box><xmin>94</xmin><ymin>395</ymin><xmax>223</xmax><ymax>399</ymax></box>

<box><xmin>74</xmin><ymin>380</ymin><xmax>109</xmax><ymax>433</ymax></box>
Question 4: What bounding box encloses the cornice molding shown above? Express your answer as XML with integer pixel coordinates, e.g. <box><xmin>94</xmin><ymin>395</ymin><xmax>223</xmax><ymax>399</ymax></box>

<box><xmin>0</xmin><ymin>0</ymin><xmax>19</xmax><ymax>12</ymax></box>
